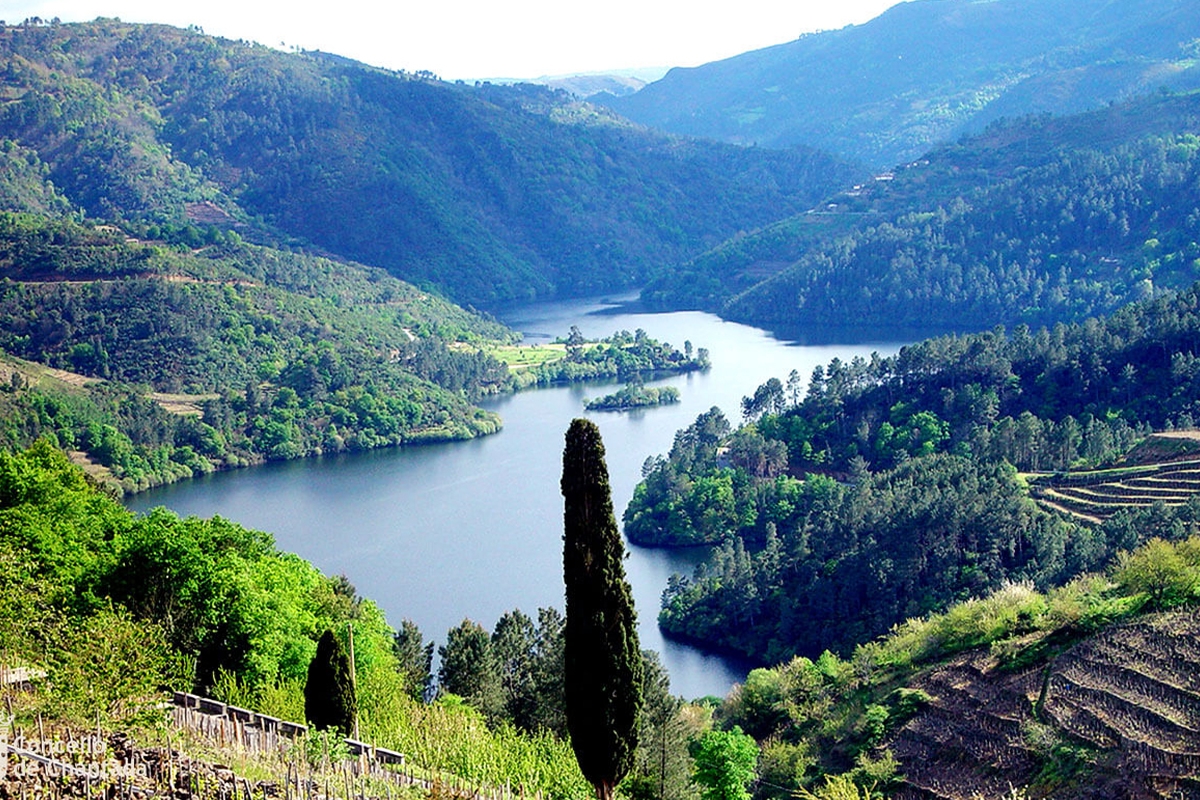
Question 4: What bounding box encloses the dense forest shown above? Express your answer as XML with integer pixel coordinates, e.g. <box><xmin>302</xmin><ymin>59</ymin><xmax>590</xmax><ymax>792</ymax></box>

<box><xmin>0</xmin><ymin>19</ymin><xmax>859</xmax><ymax>307</ymax></box>
<box><xmin>643</xmin><ymin>91</ymin><xmax>1200</xmax><ymax>335</ymax></box>
<box><xmin>628</xmin><ymin>281</ymin><xmax>1200</xmax><ymax>661</ymax></box>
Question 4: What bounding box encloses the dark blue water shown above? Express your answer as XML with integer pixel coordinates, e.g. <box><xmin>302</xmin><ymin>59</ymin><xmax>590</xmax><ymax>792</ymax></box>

<box><xmin>127</xmin><ymin>295</ymin><xmax>903</xmax><ymax>699</ymax></box>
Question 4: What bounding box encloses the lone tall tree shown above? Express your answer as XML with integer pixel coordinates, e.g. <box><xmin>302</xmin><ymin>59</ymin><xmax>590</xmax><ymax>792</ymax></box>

<box><xmin>305</xmin><ymin>629</ymin><xmax>357</xmax><ymax>737</ymax></box>
<box><xmin>562</xmin><ymin>418</ymin><xmax>643</xmax><ymax>800</ymax></box>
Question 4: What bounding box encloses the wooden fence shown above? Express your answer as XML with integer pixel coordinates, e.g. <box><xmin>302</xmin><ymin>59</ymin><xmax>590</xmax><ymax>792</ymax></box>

<box><xmin>1</xmin><ymin>687</ymin><xmax>544</xmax><ymax>800</ymax></box>
<box><xmin>170</xmin><ymin>691</ymin><xmax>406</xmax><ymax>766</ymax></box>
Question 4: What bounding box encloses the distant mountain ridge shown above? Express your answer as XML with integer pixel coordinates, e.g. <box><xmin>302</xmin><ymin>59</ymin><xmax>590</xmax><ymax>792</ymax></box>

<box><xmin>486</xmin><ymin>68</ymin><xmax>669</xmax><ymax>99</ymax></box>
<box><xmin>0</xmin><ymin>20</ymin><xmax>858</xmax><ymax>308</ymax></box>
<box><xmin>602</xmin><ymin>0</ymin><xmax>1200</xmax><ymax>167</ymax></box>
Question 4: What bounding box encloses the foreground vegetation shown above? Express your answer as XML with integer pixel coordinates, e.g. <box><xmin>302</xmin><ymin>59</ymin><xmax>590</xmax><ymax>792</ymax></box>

<box><xmin>0</xmin><ymin>440</ymin><xmax>732</xmax><ymax>800</ymax></box>
<box><xmin>5</xmin><ymin>437</ymin><xmax>1199</xmax><ymax>799</ymax></box>
<box><xmin>0</xmin><ymin>440</ymin><xmax>590</xmax><ymax>798</ymax></box>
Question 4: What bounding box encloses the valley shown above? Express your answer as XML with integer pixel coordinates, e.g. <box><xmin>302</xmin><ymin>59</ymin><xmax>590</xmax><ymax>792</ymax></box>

<box><xmin>4</xmin><ymin>3</ymin><xmax>1200</xmax><ymax>798</ymax></box>
<box><xmin>125</xmin><ymin>295</ymin><xmax>903</xmax><ymax>702</ymax></box>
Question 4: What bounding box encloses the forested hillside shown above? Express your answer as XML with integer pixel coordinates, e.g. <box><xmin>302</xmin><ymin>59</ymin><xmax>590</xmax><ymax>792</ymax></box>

<box><xmin>0</xmin><ymin>209</ymin><xmax>526</xmax><ymax>492</ymax></box>
<box><xmin>0</xmin><ymin>17</ymin><xmax>763</xmax><ymax>494</ymax></box>
<box><xmin>0</xmin><ymin>213</ymin><xmax>709</xmax><ymax>493</ymax></box>
<box><xmin>602</xmin><ymin>0</ymin><xmax>1200</xmax><ymax>168</ymax></box>
<box><xmin>643</xmin><ymin>91</ymin><xmax>1200</xmax><ymax>335</ymax></box>
<box><xmin>629</xmin><ymin>282</ymin><xmax>1200</xmax><ymax>662</ymax></box>
<box><xmin>0</xmin><ymin>19</ymin><xmax>858</xmax><ymax>307</ymax></box>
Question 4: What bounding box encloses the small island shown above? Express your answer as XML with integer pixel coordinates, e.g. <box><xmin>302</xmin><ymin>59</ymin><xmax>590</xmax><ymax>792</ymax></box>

<box><xmin>501</xmin><ymin>327</ymin><xmax>710</xmax><ymax>390</ymax></box>
<box><xmin>585</xmin><ymin>384</ymin><xmax>681</xmax><ymax>412</ymax></box>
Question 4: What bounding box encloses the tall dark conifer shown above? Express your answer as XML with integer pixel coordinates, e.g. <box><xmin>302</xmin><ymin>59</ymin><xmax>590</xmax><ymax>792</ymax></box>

<box><xmin>305</xmin><ymin>629</ymin><xmax>357</xmax><ymax>737</ymax></box>
<box><xmin>562</xmin><ymin>418</ymin><xmax>643</xmax><ymax>800</ymax></box>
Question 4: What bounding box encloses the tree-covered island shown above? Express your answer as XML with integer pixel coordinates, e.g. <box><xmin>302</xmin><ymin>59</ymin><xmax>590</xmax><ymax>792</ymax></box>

<box><xmin>503</xmin><ymin>327</ymin><xmax>710</xmax><ymax>390</ymax></box>
<box><xmin>585</xmin><ymin>384</ymin><xmax>682</xmax><ymax>412</ymax></box>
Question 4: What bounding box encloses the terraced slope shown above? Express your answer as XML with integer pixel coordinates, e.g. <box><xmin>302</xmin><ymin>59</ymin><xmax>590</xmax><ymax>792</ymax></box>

<box><xmin>1030</xmin><ymin>456</ymin><xmax>1200</xmax><ymax>522</ymax></box>
<box><xmin>891</xmin><ymin>611</ymin><xmax>1200</xmax><ymax>799</ymax></box>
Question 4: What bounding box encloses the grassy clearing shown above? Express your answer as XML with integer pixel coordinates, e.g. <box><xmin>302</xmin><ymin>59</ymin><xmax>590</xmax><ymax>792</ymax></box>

<box><xmin>484</xmin><ymin>343</ymin><xmax>567</xmax><ymax>370</ymax></box>
<box><xmin>0</xmin><ymin>353</ymin><xmax>99</xmax><ymax>393</ymax></box>
<box><xmin>67</xmin><ymin>449</ymin><xmax>116</xmax><ymax>484</ymax></box>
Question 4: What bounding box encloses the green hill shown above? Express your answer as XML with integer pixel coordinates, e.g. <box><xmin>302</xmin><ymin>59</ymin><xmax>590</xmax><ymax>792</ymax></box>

<box><xmin>0</xmin><ymin>211</ymin><xmax>517</xmax><ymax>493</ymax></box>
<box><xmin>0</xmin><ymin>19</ymin><xmax>859</xmax><ymax>308</ymax></box>
<box><xmin>642</xmin><ymin>90</ymin><xmax>1200</xmax><ymax>336</ymax></box>
<box><xmin>630</xmin><ymin>279</ymin><xmax>1200</xmax><ymax>662</ymax></box>
<box><xmin>601</xmin><ymin>0</ymin><xmax>1200</xmax><ymax>169</ymax></box>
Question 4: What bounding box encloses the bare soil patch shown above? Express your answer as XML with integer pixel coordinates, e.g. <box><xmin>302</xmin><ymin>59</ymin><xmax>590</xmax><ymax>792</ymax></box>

<box><xmin>150</xmin><ymin>392</ymin><xmax>220</xmax><ymax>416</ymax></box>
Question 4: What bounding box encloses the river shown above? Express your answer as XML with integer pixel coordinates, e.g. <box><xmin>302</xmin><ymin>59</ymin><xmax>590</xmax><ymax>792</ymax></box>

<box><xmin>126</xmin><ymin>295</ymin><xmax>904</xmax><ymax>700</ymax></box>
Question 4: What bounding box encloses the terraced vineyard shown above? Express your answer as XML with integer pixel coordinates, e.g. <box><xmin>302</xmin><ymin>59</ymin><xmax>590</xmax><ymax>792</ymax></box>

<box><xmin>1029</xmin><ymin>454</ymin><xmax>1200</xmax><ymax>523</ymax></box>
<box><xmin>891</xmin><ymin>611</ymin><xmax>1200</xmax><ymax>799</ymax></box>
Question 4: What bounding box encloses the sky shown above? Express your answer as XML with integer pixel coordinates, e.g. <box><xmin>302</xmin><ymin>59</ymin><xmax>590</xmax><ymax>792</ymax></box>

<box><xmin>0</xmin><ymin>0</ymin><xmax>908</xmax><ymax>80</ymax></box>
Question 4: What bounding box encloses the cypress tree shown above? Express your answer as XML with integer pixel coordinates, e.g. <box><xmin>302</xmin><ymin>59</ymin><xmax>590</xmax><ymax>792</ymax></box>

<box><xmin>562</xmin><ymin>418</ymin><xmax>643</xmax><ymax>800</ymax></box>
<box><xmin>305</xmin><ymin>628</ymin><xmax>357</xmax><ymax>737</ymax></box>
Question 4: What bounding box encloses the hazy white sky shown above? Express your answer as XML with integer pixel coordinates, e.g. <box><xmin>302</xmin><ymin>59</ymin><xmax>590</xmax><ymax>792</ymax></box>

<box><xmin>0</xmin><ymin>0</ymin><xmax>907</xmax><ymax>80</ymax></box>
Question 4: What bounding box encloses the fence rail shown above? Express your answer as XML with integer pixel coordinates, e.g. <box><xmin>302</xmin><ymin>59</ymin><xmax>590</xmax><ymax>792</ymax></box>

<box><xmin>170</xmin><ymin>691</ymin><xmax>406</xmax><ymax>766</ymax></box>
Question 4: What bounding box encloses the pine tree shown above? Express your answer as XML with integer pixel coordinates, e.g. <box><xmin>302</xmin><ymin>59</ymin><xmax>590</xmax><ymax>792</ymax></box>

<box><xmin>438</xmin><ymin>618</ymin><xmax>504</xmax><ymax>722</ymax></box>
<box><xmin>393</xmin><ymin>618</ymin><xmax>434</xmax><ymax>701</ymax></box>
<box><xmin>305</xmin><ymin>629</ymin><xmax>357</xmax><ymax>737</ymax></box>
<box><xmin>530</xmin><ymin>607</ymin><xmax>568</xmax><ymax>736</ymax></box>
<box><xmin>492</xmin><ymin>609</ymin><xmax>538</xmax><ymax>730</ymax></box>
<box><xmin>562</xmin><ymin>418</ymin><xmax>643</xmax><ymax>800</ymax></box>
<box><xmin>636</xmin><ymin>651</ymin><xmax>692</xmax><ymax>800</ymax></box>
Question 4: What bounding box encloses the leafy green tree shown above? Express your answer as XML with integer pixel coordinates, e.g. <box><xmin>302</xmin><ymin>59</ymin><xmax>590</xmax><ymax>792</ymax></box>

<box><xmin>1115</xmin><ymin>537</ymin><xmax>1197</xmax><ymax>609</ymax></box>
<box><xmin>690</xmin><ymin>727</ymin><xmax>758</xmax><ymax>800</ymax></box>
<box><xmin>438</xmin><ymin>618</ymin><xmax>503</xmax><ymax>721</ymax></box>
<box><xmin>566</xmin><ymin>326</ymin><xmax>588</xmax><ymax>362</ymax></box>
<box><xmin>562</xmin><ymin>418</ymin><xmax>644</xmax><ymax>800</ymax></box>
<box><xmin>305</xmin><ymin>628</ymin><xmax>357</xmax><ymax>736</ymax></box>
<box><xmin>723</xmin><ymin>668</ymin><xmax>787</xmax><ymax>740</ymax></box>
